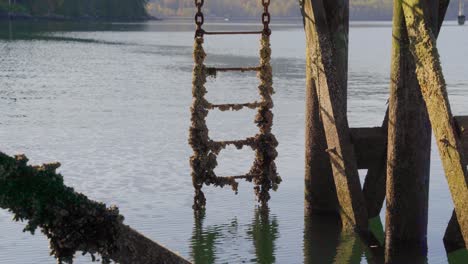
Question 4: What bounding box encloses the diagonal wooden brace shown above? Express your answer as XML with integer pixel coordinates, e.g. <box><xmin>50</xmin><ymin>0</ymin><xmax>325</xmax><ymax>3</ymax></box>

<box><xmin>303</xmin><ymin>0</ymin><xmax>368</xmax><ymax>232</ymax></box>
<box><xmin>400</xmin><ymin>0</ymin><xmax>468</xmax><ymax>249</ymax></box>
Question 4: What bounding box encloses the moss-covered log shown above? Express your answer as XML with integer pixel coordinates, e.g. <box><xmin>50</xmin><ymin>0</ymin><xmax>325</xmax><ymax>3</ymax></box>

<box><xmin>0</xmin><ymin>152</ymin><xmax>190</xmax><ymax>264</ymax></box>
<box><xmin>400</xmin><ymin>0</ymin><xmax>468</xmax><ymax>251</ymax></box>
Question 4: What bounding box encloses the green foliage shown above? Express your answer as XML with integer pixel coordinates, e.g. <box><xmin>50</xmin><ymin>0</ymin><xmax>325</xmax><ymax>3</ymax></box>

<box><xmin>147</xmin><ymin>0</ymin><xmax>462</xmax><ymax>20</ymax></box>
<box><xmin>0</xmin><ymin>1</ymin><xmax>27</xmax><ymax>13</ymax></box>
<box><xmin>148</xmin><ymin>0</ymin><xmax>394</xmax><ymax>17</ymax></box>
<box><xmin>2</xmin><ymin>0</ymin><xmax>149</xmax><ymax>19</ymax></box>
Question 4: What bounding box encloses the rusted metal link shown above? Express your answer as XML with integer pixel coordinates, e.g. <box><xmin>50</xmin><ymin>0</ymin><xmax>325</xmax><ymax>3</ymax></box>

<box><xmin>203</xmin><ymin>30</ymin><xmax>264</xmax><ymax>35</ymax></box>
<box><xmin>262</xmin><ymin>0</ymin><xmax>271</xmax><ymax>7</ymax></box>
<box><xmin>262</xmin><ymin>0</ymin><xmax>271</xmax><ymax>36</ymax></box>
<box><xmin>195</xmin><ymin>12</ymin><xmax>204</xmax><ymax>26</ymax></box>
<box><xmin>206</xmin><ymin>66</ymin><xmax>261</xmax><ymax>73</ymax></box>
<box><xmin>262</xmin><ymin>12</ymin><xmax>271</xmax><ymax>24</ymax></box>
<box><xmin>194</xmin><ymin>0</ymin><xmax>204</xmax><ymax>38</ymax></box>
<box><xmin>195</xmin><ymin>0</ymin><xmax>204</xmax><ymax>7</ymax></box>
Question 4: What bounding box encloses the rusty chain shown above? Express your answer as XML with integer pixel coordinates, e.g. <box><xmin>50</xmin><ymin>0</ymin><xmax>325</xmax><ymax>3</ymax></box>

<box><xmin>262</xmin><ymin>0</ymin><xmax>271</xmax><ymax>36</ymax></box>
<box><xmin>194</xmin><ymin>0</ymin><xmax>205</xmax><ymax>38</ymax></box>
<box><xmin>194</xmin><ymin>0</ymin><xmax>271</xmax><ymax>38</ymax></box>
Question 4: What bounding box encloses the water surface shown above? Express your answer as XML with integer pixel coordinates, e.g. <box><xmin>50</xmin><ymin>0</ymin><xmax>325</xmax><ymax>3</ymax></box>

<box><xmin>0</xmin><ymin>19</ymin><xmax>467</xmax><ymax>263</ymax></box>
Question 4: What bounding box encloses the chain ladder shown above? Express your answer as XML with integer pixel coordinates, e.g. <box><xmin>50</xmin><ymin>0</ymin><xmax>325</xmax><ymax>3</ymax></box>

<box><xmin>190</xmin><ymin>0</ymin><xmax>279</xmax><ymax>211</ymax></box>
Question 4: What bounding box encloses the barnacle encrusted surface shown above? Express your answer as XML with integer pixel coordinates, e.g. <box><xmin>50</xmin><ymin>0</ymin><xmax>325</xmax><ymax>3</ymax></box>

<box><xmin>189</xmin><ymin>34</ymin><xmax>281</xmax><ymax>209</ymax></box>
<box><xmin>0</xmin><ymin>153</ymin><xmax>123</xmax><ymax>264</ymax></box>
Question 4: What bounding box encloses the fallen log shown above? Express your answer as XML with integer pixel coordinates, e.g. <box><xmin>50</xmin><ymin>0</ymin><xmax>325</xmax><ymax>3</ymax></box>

<box><xmin>0</xmin><ymin>152</ymin><xmax>190</xmax><ymax>264</ymax></box>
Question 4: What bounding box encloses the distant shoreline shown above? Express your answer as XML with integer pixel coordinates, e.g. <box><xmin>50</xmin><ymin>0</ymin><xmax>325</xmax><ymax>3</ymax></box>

<box><xmin>0</xmin><ymin>12</ymin><xmax>160</xmax><ymax>22</ymax></box>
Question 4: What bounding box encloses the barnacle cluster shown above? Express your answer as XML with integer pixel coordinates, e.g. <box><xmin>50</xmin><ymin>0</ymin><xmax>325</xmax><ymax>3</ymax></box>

<box><xmin>189</xmin><ymin>34</ymin><xmax>281</xmax><ymax>210</ymax></box>
<box><xmin>0</xmin><ymin>153</ymin><xmax>124</xmax><ymax>264</ymax></box>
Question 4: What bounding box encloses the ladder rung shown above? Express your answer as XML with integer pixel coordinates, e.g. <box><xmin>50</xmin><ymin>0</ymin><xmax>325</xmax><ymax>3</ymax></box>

<box><xmin>217</xmin><ymin>175</ymin><xmax>256</xmax><ymax>180</ymax></box>
<box><xmin>209</xmin><ymin>102</ymin><xmax>262</xmax><ymax>111</ymax></box>
<box><xmin>203</xmin><ymin>31</ymin><xmax>263</xmax><ymax>35</ymax></box>
<box><xmin>207</xmin><ymin>66</ymin><xmax>261</xmax><ymax>73</ymax></box>
<box><xmin>211</xmin><ymin>138</ymin><xmax>257</xmax><ymax>149</ymax></box>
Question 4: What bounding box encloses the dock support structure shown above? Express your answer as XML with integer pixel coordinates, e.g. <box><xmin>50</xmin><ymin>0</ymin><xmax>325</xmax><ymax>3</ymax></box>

<box><xmin>385</xmin><ymin>0</ymin><xmax>448</xmax><ymax>260</ymax></box>
<box><xmin>304</xmin><ymin>0</ymin><xmax>346</xmax><ymax>215</ymax></box>
<box><xmin>302</xmin><ymin>0</ymin><xmax>468</xmax><ymax>257</ymax></box>
<box><xmin>400</xmin><ymin>0</ymin><xmax>468</xmax><ymax>252</ymax></box>
<box><xmin>303</xmin><ymin>0</ymin><xmax>368</xmax><ymax>232</ymax></box>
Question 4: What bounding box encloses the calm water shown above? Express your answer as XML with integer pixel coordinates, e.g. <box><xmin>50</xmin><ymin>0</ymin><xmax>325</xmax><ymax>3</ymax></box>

<box><xmin>0</xmin><ymin>19</ymin><xmax>467</xmax><ymax>264</ymax></box>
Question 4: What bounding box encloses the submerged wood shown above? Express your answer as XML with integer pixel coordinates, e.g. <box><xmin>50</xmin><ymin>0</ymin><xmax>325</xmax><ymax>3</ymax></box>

<box><xmin>303</xmin><ymin>0</ymin><xmax>368</xmax><ymax>232</ymax></box>
<box><xmin>303</xmin><ymin>0</ymin><xmax>348</xmax><ymax>214</ymax></box>
<box><xmin>0</xmin><ymin>152</ymin><xmax>190</xmax><ymax>264</ymax></box>
<box><xmin>401</xmin><ymin>0</ymin><xmax>468</xmax><ymax>250</ymax></box>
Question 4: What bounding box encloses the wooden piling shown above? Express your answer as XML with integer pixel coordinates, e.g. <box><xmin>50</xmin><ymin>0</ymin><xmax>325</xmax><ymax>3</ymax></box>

<box><xmin>303</xmin><ymin>0</ymin><xmax>368</xmax><ymax>232</ymax></box>
<box><xmin>385</xmin><ymin>0</ymin><xmax>446</xmax><ymax>259</ymax></box>
<box><xmin>304</xmin><ymin>0</ymin><xmax>348</xmax><ymax>215</ymax></box>
<box><xmin>400</xmin><ymin>0</ymin><xmax>468</xmax><ymax>250</ymax></box>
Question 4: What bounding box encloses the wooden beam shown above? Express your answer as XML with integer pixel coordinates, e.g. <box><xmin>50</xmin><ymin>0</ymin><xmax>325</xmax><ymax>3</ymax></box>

<box><xmin>350</xmin><ymin>118</ymin><xmax>468</xmax><ymax>168</ymax></box>
<box><xmin>401</xmin><ymin>0</ymin><xmax>468</xmax><ymax>249</ymax></box>
<box><xmin>351</xmin><ymin>118</ymin><xmax>468</xmax><ymax>169</ymax></box>
<box><xmin>303</xmin><ymin>0</ymin><xmax>368</xmax><ymax>232</ymax></box>
<box><xmin>304</xmin><ymin>0</ymin><xmax>348</xmax><ymax>215</ymax></box>
<box><xmin>350</xmin><ymin>127</ymin><xmax>386</xmax><ymax>170</ymax></box>
<box><xmin>361</xmin><ymin>112</ymin><xmax>388</xmax><ymax>219</ymax></box>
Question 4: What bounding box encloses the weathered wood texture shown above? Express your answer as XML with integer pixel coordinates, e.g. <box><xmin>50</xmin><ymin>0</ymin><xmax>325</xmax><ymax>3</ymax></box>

<box><xmin>444</xmin><ymin>212</ymin><xmax>466</xmax><ymax>253</ymax></box>
<box><xmin>304</xmin><ymin>0</ymin><xmax>348</xmax><ymax>214</ymax></box>
<box><xmin>445</xmin><ymin>115</ymin><xmax>468</xmax><ymax>251</ymax></box>
<box><xmin>303</xmin><ymin>0</ymin><xmax>368</xmax><ymax>232</ymax></box>
<box><xmin>361</xmin><ymin>112</ymin><xmax>388</xmax><ymax>219</ymax></box>
<box><xmin>385</xmin><ymin>0</ymin><xmax>446</xmax><ymax>259</ymax></box>
<box><xmin>401</xmin><ymin>0</ymin><xmax>468</xmax><ymax>250</ymax></box>
<box><xmin>351</xmin><ymin>127</ymin><xmax>386</xmax><ymax>170</ymax></box>
<box><xmin>111</xmin><ymin>225</ymin><xmax>191</xmax><ymax>264</ymax></box>
<box><xmin>359</xmin><ymin>0</ymin><xmax>450</xmax><ymax>222</ymax></box>
<box><xmin>350</xmin><ymin>118</ymin><xmax>468</xmax><ymax>168</ymax></box>
<box><xmin>455</xmin><ymin>116</ymin><xmax>468</xmax><ymax>156</ymax></box>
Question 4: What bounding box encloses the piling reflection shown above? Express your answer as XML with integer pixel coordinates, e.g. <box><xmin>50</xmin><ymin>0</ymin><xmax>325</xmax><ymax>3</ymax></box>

<box><xmin>303</xmin><ymin>213</ymin><xmax>387</xmax><ymax>264</ymax></box>
<box><xmin>190</xmin><ymin>207</ymin><xmax>279</xmax><ymax>264</ymax></box>
<box><xmin>447</xmin><ymin>249</ymin><xmax>468</xmax><ymax>264</ymax></box>
<box><xmin>247</xmin><ymin>206</ymin><xmax>279</xmax><ymax>264</ymax></box>
<box><xmin>303</xmin><ymin>212</ymin><xmax>342</xmax><ymax>264</ymax></box>
<box><xmin>190</xmin><ymin>210</ymin><xmax>219</xmax><ymax>264</ymax></box>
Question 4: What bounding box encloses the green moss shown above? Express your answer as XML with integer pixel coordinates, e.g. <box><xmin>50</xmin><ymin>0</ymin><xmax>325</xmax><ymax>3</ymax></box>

<box><xmin>0</xmin><ymin>153</ymin><xmax>124</xmax><ymax>264</ymax></box>
<box><xmin>448</xmin><ymin>249</ymin><xmax>468</xmax><ymax>264</ymax></box>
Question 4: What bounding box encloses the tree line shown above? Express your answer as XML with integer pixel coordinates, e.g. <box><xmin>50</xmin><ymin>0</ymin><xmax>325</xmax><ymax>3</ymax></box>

<box><xmin>148</xmin><ymin>0</ymin><xmax>463</xmax><ymax>20</ymax></box>
<box><xmin>0</xmin><ymin>0</ymin><xmax>149</xmax><ymax>19</ymax></box>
